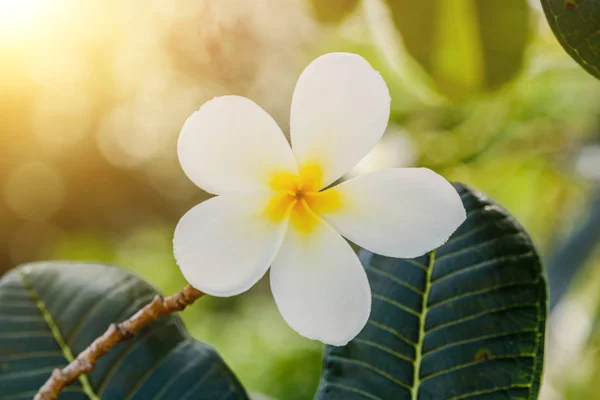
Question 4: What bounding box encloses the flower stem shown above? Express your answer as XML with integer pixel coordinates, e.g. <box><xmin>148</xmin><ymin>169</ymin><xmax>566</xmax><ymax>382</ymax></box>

<box><xmin>34</xmin><ymin>285</ymin><xmax>204</xmax><ymax>400</ymax></box>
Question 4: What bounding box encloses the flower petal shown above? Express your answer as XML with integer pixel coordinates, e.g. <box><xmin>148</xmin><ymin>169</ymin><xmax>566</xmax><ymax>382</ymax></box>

<box><xmin>321</xmin><ymin>168</ymin><xmax>466</xmax><ymax>258</ymax></box>
<box><xmin>178</xmin><ymin>95</ymin><xmax>298</xmax><ymax>195</ymax></box>
<box><xmin>270</xmin><ymin>217</ymin><xmax>371</xmax><ymax>346</ymax></box>
<box><xmin>174</xmin><ymin>194</ymin><xmax>288</xmax><ymax>296</ymax></box>
<box><xmin>290</xmin><ymin>53</ymin><xmax>391</xmax><ymax>188</ymax></box>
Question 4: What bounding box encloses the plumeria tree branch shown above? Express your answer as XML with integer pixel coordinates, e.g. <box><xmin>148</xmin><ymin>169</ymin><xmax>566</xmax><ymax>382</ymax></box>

<box><xmin>34</xmin><ymin>285</ymin><xmax>204</xmax><ymax>400</ymax></box>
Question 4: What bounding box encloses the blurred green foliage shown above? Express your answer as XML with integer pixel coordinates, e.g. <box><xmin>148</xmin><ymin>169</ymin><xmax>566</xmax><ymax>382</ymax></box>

<box><xmin>309</xmin><ymin>0</ymin><xmax>360</xmax><ymax>23</ymax></box>
<box><xmin>1</xmin><ymin>0</ymin><xmax>600</xmax><ymax>398</ymax></box>
<box><xmin>384</xmin><ymin>0</ymin><xmax>530</xmax><ymax>99</ymax></box>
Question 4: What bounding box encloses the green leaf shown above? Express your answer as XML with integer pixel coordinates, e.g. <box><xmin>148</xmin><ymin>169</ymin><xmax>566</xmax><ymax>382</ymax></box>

<box><xmin>309</xmin><ymin>0</ymin><xmax>360</xmax><ymax>23</ymax></box>
<box><xmin>541</xmin><ymin>0</ymin><xmax>600</xmax><ymax>80</ymax></box>
<box><xmin>316</xmin><ymin>183</ymin><xmax>547</xmax><ymax>399</ymax></box>
<box><xmin>384</xmin><ymin>0</ymin><xmax>530</xmax><ymax>99</ymax></box>
<box><xmin>0</xmin><ymin>262</ymin><xmax>248</xmax><ymax>400</ymax></box>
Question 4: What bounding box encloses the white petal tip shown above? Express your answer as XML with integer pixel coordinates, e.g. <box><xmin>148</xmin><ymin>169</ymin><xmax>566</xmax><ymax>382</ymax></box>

<box><xmin>320</xmin><ymin>336</ymin><xmax>354</xmax><ymax>347</ymax></box>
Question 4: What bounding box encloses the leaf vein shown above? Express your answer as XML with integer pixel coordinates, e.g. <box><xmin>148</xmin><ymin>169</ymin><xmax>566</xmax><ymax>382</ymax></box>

<box><xmin>368</xmin><ymin>266</ymin><xmax>424</xmax><ymax>295</ymax></box>
<box><xmin>367</xmin><ymin>319</ymin><xmax>417</xmax><ymax>347</ymax></box>
<box><xmin>425</xmin><ymin>303</ymin><xmax>539</xmax><ymax>334</ymax></box>
<box><xmin>402</xmin><ymin>259</ymin><xmax>429</xmax><ymax>272</ymax></box>
<box><xmin>123</xmin><ymin>339</ymin><xmax>193</xmax><ymax>400</ymax></box>
<box><xmin>150</xmin><ymin>349</ymin><xmax>206</xmax><ymax>400</ymax></box>
<box><xmin>444</xmin><ymin>383</ymin><xmax>531</xmax><ymax>400</ymax></box>
<box><xmin>0</xmin><ymin>350</ymin><xmax>64</xmax><ymax>361</ymax></box>
<box><xmin>179</xmin><ymin>362</ymin><xmax>221</xmax><ymax>400</ymax></box>
<box><xmin>372</xmin><ymin>293</ymin><xmax>420</xmax><ymax>317</ymax></box>
<box><xmin>434</xmin><ymin>232</ymin><xmax>524</xmax><ymax>264</ymax></box>
<box><xmin>420</xmin><ymin>354</ymin><xmax>535</xmax><ymax>383</ymax></box>
<box><xmin>328</xmin><ymin>355</ymin><xmax>412</xmax><ymax>391</ymax></box>
<box><xmin>427</xmin><ymin>281</ymin><xmax>538</xmax><ymax>309</ymax></box>
<box><xmin>412</xmin><ymin>251</ymin><xmax>435</xmax><ymax>399</ymax></box>
<box><xmin>66</xmin><ymin>275</ymin><xmax>138</xmax><ymax>344</ymax></box>
<box><xmin>325</xmin><ymin>383</ymin><xmax>382</xmax><ymax>400</ymax></box>
<box><xmin>423</xmin><ymin>329</ymin><xmax>538</xmax><ymax>358</ymax></box>
<box><xmin>18</xmin><ymin>272</ymin><xmax>99</xmax><ymax>399</ymax></box>
<box><xmin>432</xmin><ymin>252</ymin><xmax>535</xmax><ymax>285</ymax></box>
<box><xmin>443</xmin><ymin>216</ymin><xmax>509</xmax><ymax>246</ymax></box>
<box><xmin>353</xmin><ymin>338</ymin><xmax>414</xmax><ymax>363</ymax></box>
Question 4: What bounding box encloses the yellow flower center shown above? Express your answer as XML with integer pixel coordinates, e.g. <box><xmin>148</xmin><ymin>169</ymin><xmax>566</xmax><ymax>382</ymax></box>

<box><xmin>265</xmin><ymin>164</ymin><xmax>342</xmax><ymax>233</ymax></box>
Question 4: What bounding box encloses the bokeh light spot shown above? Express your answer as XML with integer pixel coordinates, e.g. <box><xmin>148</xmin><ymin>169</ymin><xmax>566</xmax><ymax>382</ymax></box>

<box><xmin>3</xmin><ymin>162</ymin><xmax>66</xmax><ymax>221</ymax></box>
<box><xmin>9</xmin><ymin>221</ymin><xmax>63</xmax><ymax>265</ymax></box>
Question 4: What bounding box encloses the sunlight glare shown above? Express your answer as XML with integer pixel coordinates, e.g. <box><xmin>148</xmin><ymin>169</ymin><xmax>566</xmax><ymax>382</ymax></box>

<box><xmin>0</xmin><ymin>0</ymin><xmax>54</xmax><ymax>40</ymax></box>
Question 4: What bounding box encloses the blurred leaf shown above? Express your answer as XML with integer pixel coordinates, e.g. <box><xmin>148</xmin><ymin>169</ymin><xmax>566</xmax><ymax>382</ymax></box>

<box><xmin>0</xmin><ymin>262</ymin><xmax>248</xmax><ymax>400</ymax></box>
<box><xmin>548</xmin><ymin>193</ymin><xmax>600</xmax><ymax>310</ymax></box>
<box><xmin>384</xmin><ymin>0</ymin><xmax>530</xmax><ymax>99</ymax></box>
<box><xmin>316</xmin><ymin>183</ymin><xmax>547</xmax><ymax>399</ymax></box>
<box><xmin>541</xmin><ymin>0</ymin><xmax>600</xmax><ymax>80</ymax></box>
<box><xmin>309</xmin><ymin>0</ymin><xmax>360</xmax><ymax>23</ymax></box>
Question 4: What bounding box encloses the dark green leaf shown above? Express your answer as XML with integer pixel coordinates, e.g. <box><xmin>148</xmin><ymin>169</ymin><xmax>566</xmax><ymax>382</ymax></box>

<box><xmin>309</xmin><ymin>0</ymin><xmax>360</xmax><ymax>23</ymax></box>
<box><xmin>541</xmin><ymin>0</ymin><xmax>600</xmax><ymax>80</ymax></box>
<box><xmin>0</xmin><ymin>262</ymin><xmax>248</xmax><ymax>400</ymax></box>
<box><xmin>384</xmin><ymin>0</ymin><xmax>530</xmax><ymax>99</ymax></box>
<box><xmin>316</xmin><ymin>183</ymin><xmax>547</xmax><ymax>399</ymax></box>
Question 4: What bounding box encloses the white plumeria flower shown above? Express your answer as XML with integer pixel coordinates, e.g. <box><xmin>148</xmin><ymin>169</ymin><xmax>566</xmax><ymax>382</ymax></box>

<box><xmin>174</xmin><ymin>52</ymin><xmax>466</xmax><ymax>346</ymax></box>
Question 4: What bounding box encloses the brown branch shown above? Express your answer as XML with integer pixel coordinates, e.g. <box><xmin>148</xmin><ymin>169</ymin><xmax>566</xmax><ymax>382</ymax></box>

<box><xmin>34</xmin><ymin>285</ymin><xmax>204</xmax><ymax>400</ymax></box>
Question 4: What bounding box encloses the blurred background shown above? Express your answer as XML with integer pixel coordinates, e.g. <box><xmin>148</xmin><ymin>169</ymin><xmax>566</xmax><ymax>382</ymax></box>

<box><xmin>1</xmin><ymin>0</ymin><xmax>600</xmax><ymax>398</ymax></box>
